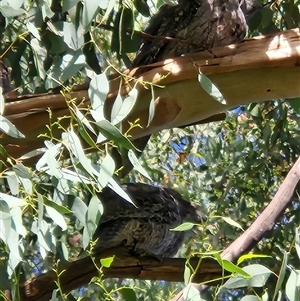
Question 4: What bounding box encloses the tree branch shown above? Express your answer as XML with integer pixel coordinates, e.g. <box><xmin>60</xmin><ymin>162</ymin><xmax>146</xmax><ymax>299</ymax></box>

<box><xmin>170</xmin><ymin>155</ymin><xmax>300</xmax><ymax>301</ymax></box>
<box><xmin>19</xmin><ymin>156</ymin><xmax>300</xmax><ymax>301</ymax></box>
<box><xmin>19</xmin><ymin>255</ymin><xmax>222</xmax><ymax>301</ymax></box>
<box><xmin>2</xmin><ymin>28</ymin><xmax>299</xmax><ymax>162</ymax></box>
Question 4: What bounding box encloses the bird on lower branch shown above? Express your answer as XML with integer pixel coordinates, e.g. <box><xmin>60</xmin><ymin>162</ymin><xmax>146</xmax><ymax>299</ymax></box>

<box><xmin>92</xmin><ymin>183</ymin><xmax>205</xmax><ymax>258</ymax></box>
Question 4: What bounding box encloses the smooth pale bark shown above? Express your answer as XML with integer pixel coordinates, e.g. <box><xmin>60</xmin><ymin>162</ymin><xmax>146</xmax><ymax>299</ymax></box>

<box><xmin>2</xmin><ymin>28</ymin><xmax>299</xmax><ymax>161</ymax></box>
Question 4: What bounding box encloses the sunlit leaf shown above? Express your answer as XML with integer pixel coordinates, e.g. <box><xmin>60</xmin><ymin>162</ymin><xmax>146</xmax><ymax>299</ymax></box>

<box><xmin>96</xmin><ymin>119</ymin><xmax>138</xmax><ymax>150</ymax></box>
<box><xmin>286</xmin><ymin>269</ymin><xmax>300</xmax><ymax>301</ymax></box>
<box><xmin>72</xmin><ymin>197</ymin><xmax>88</xmax><ymax>225</ymax></box>
<box><xmin>98</xmin><ymin>153</ymin><xmax>115</xmax><ymax>189</ymax></box>
<box><xmin>45</xmin><ymin>205</ymin><xmax>67</xmax><ymax>231</ymax></box>
<box><xmin>100</xmin><ymin>256</ymin><xmax>114</xmax><ymax>268</ymax></box>
<box><xmin>0</xmin><ymin>115</ymin><xmax>25</xmax><ymax>138</ymax></box>
<box><xmin>198</xmin><ymin>72</ymin><xmax>226</xmax><ymax>105</ymax></box>
<box><xmin>272</xmin><ymin>251</ymin><xmax>288</xmax><ymax>301</ymax></box>
<box><xmin>171</xmin><ymin>222</ymin><xmax>196</xmax><ymax>231</ymax></box>
<box><xmin>128</xmin><ymin>149</ymin><xmax>152</xmax><ymax>180</ymax></box>
<box><xmin>183</xmin><ymin>284</ymin><xmax>204</xmax><ymax>301</ymax></box>
<box><xmin>88</xmin><ymin>72</ymin><xmax>109</xmax><ymax>114</ymax></box>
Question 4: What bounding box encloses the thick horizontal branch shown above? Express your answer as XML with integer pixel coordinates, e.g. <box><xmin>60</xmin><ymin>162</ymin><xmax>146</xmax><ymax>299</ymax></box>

<box><xmin>19</xmin><ymin>254</ymin><xmax>222</xmax><ymax>301</ymax></box>
<box><xmin>2</xmin><ymin>28</ymin><xmax>300</xmax><ymax>160</ymax></box>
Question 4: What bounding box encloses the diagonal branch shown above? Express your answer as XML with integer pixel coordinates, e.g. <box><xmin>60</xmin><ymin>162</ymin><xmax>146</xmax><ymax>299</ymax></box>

<box><xmin>170</xmin><ymin>156</ymin><xmax>300</xmax><ymax>301</ymax></box>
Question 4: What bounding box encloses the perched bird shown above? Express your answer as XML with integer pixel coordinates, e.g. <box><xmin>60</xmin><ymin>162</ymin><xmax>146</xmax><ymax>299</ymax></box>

<box><xmin>132</xmin><ymin>0</ymin><xmax>261</xmax><ymax>67</ymax></box>
<box><xmin>117</xmin><ymin>0</ymin><xmax>261</xmax><ymax>178</ymax></box>
<box><xmin>93</xmin><ymin>183</ymin><xmax>204</xmax><ymax>258</ymax></box>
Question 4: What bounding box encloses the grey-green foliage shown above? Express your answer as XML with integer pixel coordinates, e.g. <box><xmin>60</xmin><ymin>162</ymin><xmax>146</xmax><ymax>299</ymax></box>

<box><xmin>128</xmin><ymin>100</ymin><xmax>300</xmax><ymax>300</ymax></box>
<box><xmin>0</xmin><ymin>0</ymin><xmax>300</xmax><ymax>300</ymax></box>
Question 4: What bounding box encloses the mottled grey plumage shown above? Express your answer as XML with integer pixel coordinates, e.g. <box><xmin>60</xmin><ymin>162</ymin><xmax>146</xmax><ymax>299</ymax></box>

<box><xmin>132</xmin><ymin>0</ymin><xmax>261</xmax><ymax>67</ymax></box>
<box><xmin>0</xmin><ymin>61</ymin><xmax>11</xmax><ymax>95</ymax></box>
<box><xmin>93</xmin><ymin>183</ymin><xmax>203</xmax><ymax>258</ymax></box>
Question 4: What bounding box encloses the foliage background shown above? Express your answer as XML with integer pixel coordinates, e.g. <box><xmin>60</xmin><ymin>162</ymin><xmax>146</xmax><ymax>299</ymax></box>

<box><xmin>0</xmin><ymin>0</ymin><xmax>300</xmax><ymax>300</ymax></box>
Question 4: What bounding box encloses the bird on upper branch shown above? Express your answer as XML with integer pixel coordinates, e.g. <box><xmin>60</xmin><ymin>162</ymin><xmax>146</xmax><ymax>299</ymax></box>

<box><xmin>132</xmin><ymin>0</ymin><xmax>261</xmax><ymax>67</ymax></box>
<box><xmin>118</xmin><ymin>0</ymin><xmax>261</xmax><ymax>178</ymax></box>
<box><xmin>92</xmin><ymin>183</ymin><xmax>204</xmax><ymax>258</ymax></box>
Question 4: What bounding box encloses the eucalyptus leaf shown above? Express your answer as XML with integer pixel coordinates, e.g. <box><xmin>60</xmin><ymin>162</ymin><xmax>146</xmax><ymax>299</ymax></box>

<box><xmin>88</xmin><ymin>73</ymin><xmax>109</xmax><ymax>114</ymax></box>
<box><xmin>45</xmin><ymin>205</ymin><xmax>67</xmax><ymax>231</ymax></box>
<box><xmin>171</xmin><ymin>222</ymin><xmax>196</xmax><ymax>232</ymax></box>
<box><xmin>0</xmin><ymin>115</ymin><xmax>25</xmax><ymax>138</ymax></box>
<box><xmin>183</xmin><ymin>284</ymin><xmax>204</xmax><ymax>301</ymax></box>
<box><xmin>128</xmin><ymin>149</ymin><xmax>152</xmax><ymax>180</ymax></box>
<box><xmin>96</xmin><ymin>119</ymin><xmax>138</xmax><ymax>151</ymax></box>
<box><xmin>198</xmin><ymin>72</ymin><xmax>226</xmax><ymax>105</ymax></box>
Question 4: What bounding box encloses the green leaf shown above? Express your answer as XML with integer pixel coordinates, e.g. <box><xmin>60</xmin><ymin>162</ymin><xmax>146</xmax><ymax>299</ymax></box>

<box><xmin>98</xmin><ymin>153</ymin><xmax>115</xmax><ymax>189</ymax></box>
<box><xmin>183</xmin><ymin>284</ymin><xmax>204</xmax><ymax>301</ymax></box>
<box><xmin>184</xmin><ymin>264</ymin><xmax>191</xmax><ymax>286</ymax></box>
<box><xmin>77</xmin><ymin>122</ymin><xmax>98</xmax><ymax>149</ymax></box>
<box><xmin>108</xmin><ymin>178</ymin><xmax>135</xmax><ymax>206</ymax></box>
<box><xmin>5</xmin><ymin>171</ymin><xmax>19</xmax><ymax>195</ymax></box>
<box><xmin>45</xmin><ymin>205</ymin><xmax>67</xmax><ymax>231</ymax></box>
<box><xmin>89</xmin><ymin>73</ymin><xmax>109</xmax><ymax>115</ymax></box>
<box><xmin>134</xmin><ymin>0</ymin><xmax>150</xmax><ymax>17</ymax></box>
<box><xmin>43</xmin><ymin>198</ymin><xmax>72</xmax><ymax>214</ymax></box>
<box><xmin>163</xmin><ymin>0</ymin><xmax>179</xmax><ymax>6</ymax></box>
<box><xmin>62</xmin><ymin>130</ymin><xmax>97</xmax><ymax>178</ymax></box>
<box><xmin>83</xmin><ymin>195</ymin><xmax>102</xmax><ymax>249</ymax></box>
<box><xmin>82</xmin><ymin>0</ymin><xmax>100</xmax><ymax>29</ymax></box>
<box><xmin>128</xmin><ymin>149</ymin><xmax>152</xmax><ymax>180</ymax></box>
<box><xmin>0</xmin><ymin>4</ymin><xmax>26</xmax><ymax>17</ymax></box>
<box><xmin>214</xmin><ymin>253</ymin><xmax>250</xmax><ymax>277</ymax></box>
<box><xmin>0</xmin><ymin>115</ymin><xmax>25</xmax><ymax>138</ymax></box>
<box><xmin>111</xmin><ymin>93</ymin><xmax>123</xmax><ymax>123</ymax></box>
<box><xmin>27</xmin><ymin>21</ymin><xmax>41</xmax><ymax>40</ymax></box>
<box><xmin>112</xmin><ymin>87</ymin><xmax>138</xmax><ymax>125</ymax></box>
<box><xmin>0</xmin><ymin>193</ymin><xmax>27</xmax><ymax>208</ymax></box>
<box><xmin>248</xmin><ymin>103</ymin><xmax>260</xmax><ymax>117</ymax></box>
<box><xmin>30</xmin><ymin>38</ymin><xmax>47</xmax><ymax>79</ymax></box>
<box><xmin>63</xmin><ymin>22</ymin><xmax>84</xmax><ymax>51</ymax></box>
<box><xmin>272</xmin><ymin>251</ymin><xmax>288</xmax><ymax>301</ymax></box>
<box><xmin>223</xmin><ymin>264</ymin><xmax>272</xmax><ymax>289</ymax></box>
<box><xmin>288</xmin><ymin>99</ymin><xmax>300</xmax><ymax>115</ymax></box>
<box><xmin>119</xmin><ymin>287</ymin><xmax>137</xmax><ymax>301</ymax></box>
<box><xmin>60</xmin><ymin>52</ymin><xmax>85</xmax><ymax>82</ymax></box>
<box><xmin>171</xmin><ymin>222</ymin><xmax>196</xmax><ymax>231</ymax></box>
<box><xmin>72</xmin><ymin>197</ymin><xmax>88</xmax><ymax>225</ymax></box>
<box><xmin>7</xmin><ymin>227</ymin><xmax>22</xmax><ymax>276</ymax></box>
<box><xmin>286</xmin><ymin>269</ymin><xmax>300</xmax><ymax>301</ymax></box>
<box><xmin>36</xmin><ymin>142</ymin><xmax>61</xmax><ymax>170</ymax></box>
<box><xmin>10</xmin><ymin>206</ymin><xmax>26</xmax><ymax>237</ymax></box>
<box><xmin>237</xmin><ymin>254</ymin><xmax>271</xmax><ymax>265</ymax></box>
<box><xmin>214</xmin><ymin>216</ymin><xmax>244</xmax><ymax>231</ymax></box>
<box><xmin>100</xmin><ymin>256</ymin><xmax>114</xmax><ymax>268</ymax></box>
<box><xmin>62</xmin><ymin>0</ymin><xmax>80</xmax><ymax>12</ymax></box>
<box><xmin>75</xmin><ymin>107</ymin><xmax>96</xmax><ymax>135</ymax></box>
<box><xmin>198</xmin><ymin>72</ymin><xmax>226</xmax><ymax>105</ymax></box>
<box><xmin>96</xmin><ymin>119</ymin><xmax>138</xmax><ymax>151</ymax></box>
<box><xmin>60</xmin><ymin>168</ymin><xmax>92</xmax><ymax>184</ymax></box>
<box><xmin>147</xmin><ymin>86</ymin><xmax>156</xmax><ymax>126</ymax></box>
